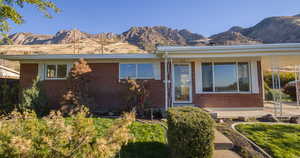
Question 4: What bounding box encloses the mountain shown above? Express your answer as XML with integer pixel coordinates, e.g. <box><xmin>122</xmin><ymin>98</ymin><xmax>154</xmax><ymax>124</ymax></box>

<box><xmin>3</xmin><ymin>26</ymin><xmax>207</xmax><ymax>52</ymax></box>
<box><xmin>241</xmin><ymin>15</ymin><xmax>300</xmax><ymax>43</ymax></box>
<box><xmin>209</xmin><ymin>31</ymin><xmax>262</xmax><ymax>45</ymax></box>
<box><xmin>6</xmin><ymin>33</ymin><xmax>53</xmax><ymax>45</ymax></box>
<box><xmin>4</xmin><ymin>14</ymin><xmax>300</xmax><ymax>53</ymax></box>
<box><xmin>122</xmin><ymin>26</ymin><xmax>207</xmax><ymax>51</ymax></box>
<box><xmin>210</xmin><ymin>14</ymin><xmax>300</xmax><ymax>44</ymax></box>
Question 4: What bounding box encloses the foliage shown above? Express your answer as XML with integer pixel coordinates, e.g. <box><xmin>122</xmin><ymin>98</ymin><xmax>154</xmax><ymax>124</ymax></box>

<box><xmin>283</xmin><ymin>84</ymin><xmax>297</xmax><ymax>101</ymax></box>
<box><xmin>0</xmin><ymin>108</ymin><xmax>135</xmax><ymax>158</ymax></box>
<box><xmin>0</xmin><ymin>79</ymin><xmax>19</xmax><ymax>115</ymax></box>
<box><xmin>167</xmin><ymin>106</ymin><xmax>215</xmax><ymax>158</ymax></box>
<box><xmin>264</xmin><ymin>71</ymin><xmax>295</xmax><ymax>88</ymax></box>
<box><xmin>264</xmin><ymin>81</ymin><xmax>292</xmax><ymax>102</ymax></box>
<box><xmin>60</xmin><ymin>58</ymin><xmax>94</xmax><ymax>115</ymax></box>
<box><xmin>236</xmin><ymin>123</ymin><xmax>300</xmax><ymax>158</ymax></box>
<box><xmin>93</xmin><ymin>118</ymin><xmax>169</xmax><ymax>158</ymax></box>
<box><xmin>20</xmin><ymin>77</ymin><xmax>49</xmax><ymax>117</ymax></box>
<box><xmin>0</xmin><ymin>0</ymin><xmax>60</xmax><ymax>37</ymax></box>
<box><xmin>121</xmin><ymin>79</ymin><xmax>150</xmax><ymax>115</ymax></box>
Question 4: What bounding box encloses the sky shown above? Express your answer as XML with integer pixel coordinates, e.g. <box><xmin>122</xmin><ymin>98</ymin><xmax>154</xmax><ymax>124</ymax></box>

<box><xmin>10</xmin><ymin>0</ymin><xmax>300</xmax><ymax>37</ymax></box>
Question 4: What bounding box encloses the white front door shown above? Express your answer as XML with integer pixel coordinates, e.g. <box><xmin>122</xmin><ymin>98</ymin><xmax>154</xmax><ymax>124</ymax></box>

<box><xmin>173</xmin><ymin>63</ymin><xmax>192</xmax><ymax>103</ymax></box>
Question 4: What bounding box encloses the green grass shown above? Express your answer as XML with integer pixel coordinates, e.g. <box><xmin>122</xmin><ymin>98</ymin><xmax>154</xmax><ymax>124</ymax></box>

<box><xmin>93</xmin><ymin>118</ymin><xmax>169</xmax><ymax>158</ymax></box>
<box><xmin>236</xmin><ymin>123</ymin><xmax>300</xmax><ymax>158</ymax></box>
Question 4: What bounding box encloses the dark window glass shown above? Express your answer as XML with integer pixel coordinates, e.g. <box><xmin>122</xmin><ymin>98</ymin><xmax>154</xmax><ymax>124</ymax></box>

<box><xmin>214</xmin><ymin>63</ymin><xmax>237</xmax><ymax>92</ymax></box>
<box><xmin>202</xmin><ymin>63</ymin><xmax>213</xmax><ymax>92</ymax></box>
<box><xmin>57</xmin><ymin>65</ymin><xmax>67</xmax><ymax>78</ymax></box>
<box><xmin>238</xmin><ymin>62</ymin><xmax>250</xmax><ymax>92</ymax></box>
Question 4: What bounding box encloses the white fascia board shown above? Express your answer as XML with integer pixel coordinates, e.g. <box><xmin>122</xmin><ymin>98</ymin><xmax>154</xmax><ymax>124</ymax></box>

<box><xmin>158</xmin><ymin>48</ymin><xmax>300</xmax><ymax>54</ymax></box>
<box><xmin>0</xmin><ymin>54</ymin><xmax>159</xmax><ymax>61</ymax></box>
<box><xmin>157</xmin><ymin>43</ymin><xmax>300</xmax><ymax>52</ymax></box>
<box><xmin>166</xmin><ymin>51</ymin><xmax>300</xmax><ymax>58</ymax></box>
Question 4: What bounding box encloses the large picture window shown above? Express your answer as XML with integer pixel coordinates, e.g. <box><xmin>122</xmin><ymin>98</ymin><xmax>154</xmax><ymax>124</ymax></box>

<box><xmin>202</xmin><ymin>62</ymin><xmax>251</xmax><ymax>92</ymax></box>
<box><xmin>120</xmin><ymin>63</ymin><xmax>154</xmax><ymax>79</ymax></box>
<box><xmin>45</xmin><ymin>64</ymin><xmax>67</xmax><ymax>79</ymax></box>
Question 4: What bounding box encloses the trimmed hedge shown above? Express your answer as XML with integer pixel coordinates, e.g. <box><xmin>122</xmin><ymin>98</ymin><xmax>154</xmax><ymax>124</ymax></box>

<box><xmin>167</xmin><ymin>106</ymin><xmax>215</xmax><ymax>158</ymax></box>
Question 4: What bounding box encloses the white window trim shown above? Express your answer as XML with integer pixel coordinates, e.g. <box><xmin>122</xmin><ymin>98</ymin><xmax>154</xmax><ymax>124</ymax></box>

<box><xmin>201</xmin><ymin>61</ymin><xmax>252</xmax><ymax>94</ymax></box>
<box><xmin>44</xmin><ymin>64</ymin><xmax>68</xmax><ymax>80</ymax></box>
<box><xmin>119</xmin><ymin>63</ymin><xmax>156</xmax><ymax>79</ymax></box>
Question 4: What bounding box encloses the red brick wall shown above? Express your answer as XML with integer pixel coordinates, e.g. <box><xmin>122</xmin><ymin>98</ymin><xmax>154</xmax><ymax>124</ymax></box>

<box><xmin>20</xmin><ymin>61</ymin><xmax>264</xmax><ymax>111</ymax></box>
<box><xmin>20</xmin><ymin>63</ymin><xmax>165</xmax><ymax>112</ymax></box>
<box><xmin>191</xmin><ymin>61</ymin><xmax>264</xmax><ymax>108</ymax></box>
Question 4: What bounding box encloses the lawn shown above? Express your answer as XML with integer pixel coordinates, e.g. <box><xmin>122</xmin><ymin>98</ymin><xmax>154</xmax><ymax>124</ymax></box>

<box><xmin>236</xmin><ymin>123</ymin><xmax>300</xmax><ymax>158</ymax></box>
<box><xmin>93</xmin><ymin>118</ymin><xmax>169</xmax><ymax>158</ymax></box>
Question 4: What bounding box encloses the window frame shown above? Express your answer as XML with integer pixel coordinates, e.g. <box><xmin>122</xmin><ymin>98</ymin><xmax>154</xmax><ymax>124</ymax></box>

<box><xmin>44</xmin><ymin>64</ymin><xmax>68</xmax><ymax>80</ymax></box>
<box><xmin>201</xmin><ymin>61</ymin><xmax>252</xmax><ymax>94</ymax></box>
<box><xmin>119</xmin><ymin>63</ymin><xmax>155</xmax><ymax>79</ymax></box>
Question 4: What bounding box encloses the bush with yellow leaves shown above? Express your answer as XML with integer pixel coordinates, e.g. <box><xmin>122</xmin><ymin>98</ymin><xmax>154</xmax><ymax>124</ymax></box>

<box><xmin>0</xmin><ymin>107</ymin><xmax>135</xmax><ymax>158</ymax></box>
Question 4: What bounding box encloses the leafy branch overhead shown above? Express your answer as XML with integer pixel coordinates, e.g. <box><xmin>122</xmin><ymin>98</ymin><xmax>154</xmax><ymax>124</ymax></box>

<box><xmin>0</xmin><ymin>0</ymin><xmax>60</xmax><ymax>34</ymax></box>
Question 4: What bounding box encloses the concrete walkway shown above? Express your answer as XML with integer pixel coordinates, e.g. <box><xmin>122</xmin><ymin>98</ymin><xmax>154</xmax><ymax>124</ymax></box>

<box><xmin>213</xmin><ymin>130</ymin><xmax>241</xmax><ymax>158</ymax></box>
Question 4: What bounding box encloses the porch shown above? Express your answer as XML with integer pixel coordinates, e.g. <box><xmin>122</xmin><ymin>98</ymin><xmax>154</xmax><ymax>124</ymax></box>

<box><xmin>157</xmin><ymin>43</ymin><xmax>300</xmax><ymax>116</ymax></box>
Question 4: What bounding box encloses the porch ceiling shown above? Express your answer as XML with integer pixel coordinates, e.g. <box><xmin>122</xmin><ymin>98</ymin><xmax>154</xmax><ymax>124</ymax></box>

<box><xmin>261</xmin><ymin>55</ymin><xmax>300</xmax><ymax>71</ymax></box>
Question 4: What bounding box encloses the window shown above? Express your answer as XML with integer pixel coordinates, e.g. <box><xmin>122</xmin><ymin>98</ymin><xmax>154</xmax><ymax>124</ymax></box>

<box><xmin>201</xmin><ymin>62</ymin><xmax>251</xmax><ymax>92</ymax></box>
<box><xmin>120</xmin><ymin>63</ymin><xmax>154</xmax><ymax>79</ymax></box>
<box><xmin>214</xmin><ymin>63</ymin><xmax>237</xmax><ymax>92</ymax></box>
<box><xmin>202</xmin><ymin>63</ymin><xmax>213</xmax><ymax>92</ymax></box>
<box><xmin>45</xmin><ymin>64</ymin><xmax>68</xmax><ymax>79</ymax></box>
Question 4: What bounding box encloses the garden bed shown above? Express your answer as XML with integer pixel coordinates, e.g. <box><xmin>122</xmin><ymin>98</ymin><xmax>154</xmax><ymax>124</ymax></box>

<box><xmin>236</xmin><ymin>123</ymin><xmax>300</xmax><ymax>158</ymax></box>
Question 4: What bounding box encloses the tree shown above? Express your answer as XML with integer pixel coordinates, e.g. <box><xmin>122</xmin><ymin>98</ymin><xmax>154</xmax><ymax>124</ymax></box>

<box><xmin>21</xmin><ymin>77</ymin><xmax>49</xmax><ymax>116</ymax></box>
<box><xmin>121</xmin><ymin>79</ymin><xmax>150</xmax><ymax>116</ymax></box>
<box><xmin>0</xmin><ymin>0</ymin><xmax>60</xmax><ymax>38</ymax></box>
<box><xmin>60</xmin><ymin>58</ymin><xmax>94</xmax><ymax>115</ymax></box>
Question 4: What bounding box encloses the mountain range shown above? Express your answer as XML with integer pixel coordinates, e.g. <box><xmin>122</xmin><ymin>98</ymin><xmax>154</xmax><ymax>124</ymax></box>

<box><xmin>3</xmin><ymin>14</ymin><xmax>300</xmax><ymax>53</ymax></box>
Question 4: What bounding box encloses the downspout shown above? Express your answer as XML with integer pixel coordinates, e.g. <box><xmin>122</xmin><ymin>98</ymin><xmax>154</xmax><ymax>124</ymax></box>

<box><xmin>164</xmin><ymin>51</ymin><xmax>168</xmax><ymax>111</ymax></box>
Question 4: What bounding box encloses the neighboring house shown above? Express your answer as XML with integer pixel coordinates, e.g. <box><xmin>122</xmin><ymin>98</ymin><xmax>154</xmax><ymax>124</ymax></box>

<box><xmin>2</xmin><ymin>43</ymin><xmax>300</xmax><ymax>112</ymax></box>
<box><xmin>0</xmin><ymin>65</ymin><xmax>20</xmax><ymax>79</ymax></box>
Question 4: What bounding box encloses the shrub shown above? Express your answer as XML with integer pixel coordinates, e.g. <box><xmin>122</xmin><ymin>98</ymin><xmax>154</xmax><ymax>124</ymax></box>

<box><xmin>264</xmin><ymin>71</ymin><xmax>295</xmax><ymax>88</ymax></box>
<box><xmin>60</xmin><ymin>58</ymin><xmax>95</xmax><ymax>115</ymax></box>
<box><xmin>121</xmin><ymin>79</ymin><xmax>150</xmax><ymax>115</ymax></box>
<box><xmin>0</xmin><ymin>79</ymin><xmax>19</xmax><ymax>115</ymax></box>
<box><xmin>167</xmin><ymin>106</ymin><xmax>215</xmax><ymax>158</ymax></box>
<box><xmin>283</xmin><ymin>85</ymin><xmax>296</xmax><ymax>101</ymax></box>
<box><xmin>0</xmin><ymin>108</ymin><xmax>135</xmax><ymax>158</ymax></box>
<box><xmin>20</xmin><ymin>77</ymin><xmax>49</xmax><ymax>117</ymax></box>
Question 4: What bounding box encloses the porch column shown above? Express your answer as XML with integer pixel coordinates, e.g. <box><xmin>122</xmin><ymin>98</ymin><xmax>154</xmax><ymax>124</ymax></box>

<box><xmin>164</xmin><ymin>52</ymin><xmax>168</xmax><ymax>111</ymax></box>
<box><xmin>295</xmin><ymin>65</ymin><xmax>300</xmax><ymax>108</ymax></box>
<box><xmin>271</xmin><ymin>58</ymin><xmax>283</xmax><ymax>116</ymax></box>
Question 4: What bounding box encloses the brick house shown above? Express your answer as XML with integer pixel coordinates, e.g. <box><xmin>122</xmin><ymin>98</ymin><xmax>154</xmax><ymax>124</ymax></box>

<box><xmin>2</xmin><ymin>43</ymin><xmax>300</xmax><ymax>112</ymax></box>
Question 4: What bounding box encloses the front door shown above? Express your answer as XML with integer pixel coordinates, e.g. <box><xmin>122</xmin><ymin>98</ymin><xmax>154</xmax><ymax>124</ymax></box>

<box><xmin>173</xmin><ymin>63</ymin><xmax>192</xmax><ymax>103</ymax></box>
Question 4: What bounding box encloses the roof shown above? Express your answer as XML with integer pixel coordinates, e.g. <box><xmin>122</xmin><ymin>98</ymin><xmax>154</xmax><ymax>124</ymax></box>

<box><xmin>156</xmin><ymin>43</ymin><xmax>300</xmax><ymax>58</ymax></box>
<box><xmin>2</xmin><ymin>43</ymin><xmax>300</xmax><ymax>61</ymax></box>
<box><xmin>157</xmin><ymin>43</ymin><xmax>300</xmax><ymax>53</ymax></box>
<box><xmin>0</xmin><ymin>53</ymin><xmax>159</xmax><ymax>61</ymax></box>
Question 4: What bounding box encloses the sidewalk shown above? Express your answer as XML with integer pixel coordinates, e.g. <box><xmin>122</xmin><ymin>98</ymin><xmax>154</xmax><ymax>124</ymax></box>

<box><xmin>213</xmin><ymin>130</ymin><xmax>241</xmax><ymax>158</ymax></box>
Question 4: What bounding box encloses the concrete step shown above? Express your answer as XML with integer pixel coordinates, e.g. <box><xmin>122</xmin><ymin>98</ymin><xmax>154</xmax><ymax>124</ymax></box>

<box><xmin>214</xmin><ymin>130</ymin><xmax>234</xmax><ymax>150</ymax></box>
<box><xmin>213</xmin><ymin>150</ymin><xmax>241</xmax><ymax>158</ymax></box>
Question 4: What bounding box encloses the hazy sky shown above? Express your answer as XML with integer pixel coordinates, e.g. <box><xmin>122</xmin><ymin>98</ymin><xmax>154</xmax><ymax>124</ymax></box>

<box><xmin>10</xmin><ymin>0</ymin><xmax>300</xmax><ymax>36</ymax></box>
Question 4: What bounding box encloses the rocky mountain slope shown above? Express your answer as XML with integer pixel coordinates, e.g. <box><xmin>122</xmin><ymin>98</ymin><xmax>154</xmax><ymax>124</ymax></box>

<box><xmin>3</xmin><ymin>14</ymin><xmax>300</xmax><ymax>54</ymax></box>
<box><xmin>210</xmin><ymin>14</ymin><xmax>300</xmax><ymax>44</ymax></box>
